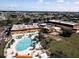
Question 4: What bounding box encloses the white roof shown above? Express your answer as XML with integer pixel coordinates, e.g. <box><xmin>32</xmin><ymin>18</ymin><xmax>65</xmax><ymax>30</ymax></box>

<box><xmin>49</xmin><ymin>20</ymin><xmax>78</xmax><ymax>25</ymax></box>
<box><xmin>40</xmin><ymin>23</ymin><xmax>47</xmax><ymax>26</ymax></box>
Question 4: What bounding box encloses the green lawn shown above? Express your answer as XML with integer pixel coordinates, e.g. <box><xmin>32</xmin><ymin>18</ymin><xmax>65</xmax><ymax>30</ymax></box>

<box><xmin>41</xmin><ymin>33</ymin><xmax>79</xmax><ymax>58</ymax></box>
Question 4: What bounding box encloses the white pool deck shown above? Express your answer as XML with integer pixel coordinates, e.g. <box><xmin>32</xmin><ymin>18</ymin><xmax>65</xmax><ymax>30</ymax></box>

<box><xmin>4</xmin><ymin>32</ymin><xmax>48</xmax><ymax>58</ymax></box>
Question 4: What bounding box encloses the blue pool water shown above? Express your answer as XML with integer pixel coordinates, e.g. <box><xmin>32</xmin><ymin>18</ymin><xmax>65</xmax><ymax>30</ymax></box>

<box><xmin>16</xmin><ymin>37</ymin><xmax>32</xmax><ymax>51</ymax></box>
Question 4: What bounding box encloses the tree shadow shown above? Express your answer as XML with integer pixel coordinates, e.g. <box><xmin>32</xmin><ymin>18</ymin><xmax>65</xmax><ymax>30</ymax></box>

<box><xmin>50</xmin><ymin>51</ymin><xmax>68</xmax><ymax>58</ymax></box>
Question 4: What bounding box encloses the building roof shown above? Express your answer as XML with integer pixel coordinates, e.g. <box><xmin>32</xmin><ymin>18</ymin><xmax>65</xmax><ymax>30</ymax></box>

<box><xmin>49</xmin><ymin>20</ymin><xmax>78</xmax><ymax>26</ymax></box>
<box><xmin>40</xmin><ymin>23</ymin><xmax>47</xmax><ymax>26</ymax></box>
<box><xmin>11</xmin><ymin>23</ymin><xmax>39</xmax><ymax>31</ymax></box>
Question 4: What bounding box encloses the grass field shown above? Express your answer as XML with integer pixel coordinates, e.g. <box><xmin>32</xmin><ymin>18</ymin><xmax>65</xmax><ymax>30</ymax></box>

<box><xmin>41</xmin><ymin>33</ymin><xmax>79</xmax><ymax>58</ymax></box>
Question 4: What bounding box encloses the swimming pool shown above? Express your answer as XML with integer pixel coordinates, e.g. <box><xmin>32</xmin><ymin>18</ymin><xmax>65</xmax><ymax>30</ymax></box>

<box><xmin>16</xmin><ymin>37</ymin><xmax>33</xmax><ymax>51</ymax></box>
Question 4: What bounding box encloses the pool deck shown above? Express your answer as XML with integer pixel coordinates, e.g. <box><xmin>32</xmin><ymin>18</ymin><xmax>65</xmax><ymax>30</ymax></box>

<box><xmin>4</xmin><ymin>32</ymin><xmax>48</xmax><ymax>58</ymax></box>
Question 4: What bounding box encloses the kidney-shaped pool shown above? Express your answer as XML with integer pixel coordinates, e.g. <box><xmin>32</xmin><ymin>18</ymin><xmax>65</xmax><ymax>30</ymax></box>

<box><xmin>16</xmin><ymin>37</ymin><xmax>32</xmax><ymax>51</ymax></box>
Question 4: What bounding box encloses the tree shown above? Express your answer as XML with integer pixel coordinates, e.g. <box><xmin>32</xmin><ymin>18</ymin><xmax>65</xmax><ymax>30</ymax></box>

<box><xmin>33</xmin><ymin>19</ymin><xmax>38</xmax><ymax>23</ymax></box>
<box><xmin>23</xmin><ymin>18</ymin><xmax>31</xmax><ymax>24</ymax></box>
<box><xmin>41</xmin><ymin>28</ymin><xmax>49</xmax><ymax>33</ymax></box>
<box><xmin>17</xmin><ymin>18</ymin><xmax>31</xmax><ymax>24</ymax></box>
<box><xmin>40</xmin><ymin>38</ymin><xmax>52</xmax><ymax>49</ymax></box>
<box><xmin>59</xmin><ymin>29</ymin><xmax>74</xmax><ymax>37</ymax></box>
